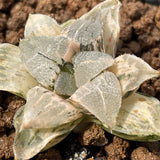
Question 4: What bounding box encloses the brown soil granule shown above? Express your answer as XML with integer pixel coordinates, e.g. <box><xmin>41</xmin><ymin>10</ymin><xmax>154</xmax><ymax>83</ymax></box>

<box><xmin>155</xmin><ymin>6</ymin><xmax>160</xmax><ymax>29</ymax></box>
<box><xmin>140</xmin><ymin>141</ymin><xmax>160</xmax><ymax>157</ymax></box>
<box><xmin>0</xmin><ymin>0</ymin><xmax>15</xmax><ymax>11</ymax></box>
<box><xmin>78</xmin><ymin>123</ymin><xmax>108</xmax><ymax>146</ymax></box>
<box><xmin>0</xmin><ymin>93</ymin><xmax>25</xmax><ymax>131</ymax></box>
<box><xmin>0</xmin><ymin>93</ymin><xmax>25</xmax><ymax>159</ymax></box>
<box><xmin>0</xmin><ymin>131</ymin><xmax>15</xmax><ymax>159</ymax></box>
<box><xmin>141</xmin><ymin>48</ymin><xmax>160</xmax><ymax>99</ymax></box>
<box><xmin>133</xmin><ymin>10</ymin><xmax>155</xmax><ymax>36</ymax></box>
<box><xmin>131</xmin><ymin>147</ymin><xmax>160</xmax><ymax>160</ymax></box>
<box><xmin>105</xmin><ymin>136</ymin><xmax>130</xmax><ymax>160</ymax></box>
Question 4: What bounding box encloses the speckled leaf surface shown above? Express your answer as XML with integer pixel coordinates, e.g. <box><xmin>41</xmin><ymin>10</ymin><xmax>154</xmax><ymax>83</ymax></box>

<box><xmin>24</xmin><ymin>14</ymin><xmax>62</xmax><ymax>38</ymax></box>
<box><xmin>108</xmin><ymin>54</ymin><xmax>160</xmax><ymax>97</ymax></box>
<box><xmin>20</xmin><ymin>36</ymin><xmax>73</xmax><ymax>89</ymax></box>
<box><xmin>112</xmin><ymin>93</ymin><xmax>160</xmax><ymax>141</ymax></box>
<box><xmin>63</xmin><ymin>0</ymin><xmax>121</xmax><ymax>57</ymax></box>
<box><xmin>72</xmin><ymin>51</ymin><xmax>114</xmax><ymax>87</ymax></box>
<box><xmin>69</xmin><ymin>71</ymin><xmax>122</xmax><ymax>128</ymax></box>
<box><xmin>0</xmin><ymin>44</ymin><xmax>38</xmax><ymax>98</ymax></box>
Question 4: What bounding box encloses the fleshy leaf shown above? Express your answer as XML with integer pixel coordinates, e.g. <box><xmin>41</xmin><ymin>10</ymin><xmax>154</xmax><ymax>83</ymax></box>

<box><xmin>112</xmin><ymin>93</ymin><xmax>160</xmax><ymax>141</ymax></box>
<box><xmin>13</xmin><ymin>86</ymin><xmax>83</xmax><ymax>160</ymax></box>
<box><xmin>0</xmin><ymin>43</ymin><xmax>38</xmax><ymax>98</ymax></box>
<box><xmin>69</xmin><ymin>71</ymin><xmax>122</xmax><ymax>128</ymax></box>
<box><xmin>72</xmin><ymin>51</ymin><xmax>114</xmax><ymax>87</ymax></box>
<box><xmin>24</xmin><ymin>14</ymin><xmax>62</xmax><ymax>38</ymax></box>
<box><xmin>14</xmin><ymin>127</ymin><xmax>80</xmax><ymax>160</ymax></box>
<box><xmin>108</xmin><ymin>54</ymin><xmax>160</xmax><ymax>97</ymax></box>
<box><xmin>20</xmin><ymin>36</ymin><xmax>79</xmax><ymax>89</ymax></box>
<box><xmin>63</xmin><ymin>0</ymin><xmax>121</xmax><ymax>57</ymax></box>
<box><xmin>54</xmin><ymin>63</ymin><xmax>77</xmax><ymax>96</ymax></box>
<box><xmin>21</xmin><ymin>86</ymin><xmax>83</xmax><ymax>129</ymax></box>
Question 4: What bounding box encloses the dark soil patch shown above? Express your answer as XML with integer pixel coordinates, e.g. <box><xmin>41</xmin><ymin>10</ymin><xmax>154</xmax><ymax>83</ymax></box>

<box><xmin>0</xmin><ymin>0</ymin><xmax>160</xmax><ymax>159</ymax></box>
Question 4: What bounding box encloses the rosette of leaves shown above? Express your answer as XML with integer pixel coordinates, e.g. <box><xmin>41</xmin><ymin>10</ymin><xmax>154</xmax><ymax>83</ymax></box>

<box><xmin>0</xmin><ymin>0</ymin><xmax>160</xmax><ymax>160</ymax></box>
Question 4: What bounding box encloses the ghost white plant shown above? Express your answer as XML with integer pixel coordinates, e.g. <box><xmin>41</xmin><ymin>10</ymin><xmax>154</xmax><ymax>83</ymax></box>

<box><xmin>0</xmin><ymin>0</ymin><xmax>160</xmax><ymax>160</ymax></box>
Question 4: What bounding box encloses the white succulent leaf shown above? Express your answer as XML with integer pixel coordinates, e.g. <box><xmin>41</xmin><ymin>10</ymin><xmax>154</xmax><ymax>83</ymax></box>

<box><xmin>0</xmin><ymin>44</ymin><xmax>38</xmax><ymax>98</ymax></box>
<box><xmin>113</xmin><ymin>93</ymin><xmax>160</xmax><ymax>141</ymax></box>
<box><xmin>69</xmin><ymin>71</ymin><xmax>122</xmax><ymax>129</ymax></box>
<box><xmin>24</xmin><ymin>14</ymin><xmax>62</xmax><ymax>38</ymax></box>
<box><xmin>20</xmin><ymin>86</ymin><xmax>83</xmax><ymax>129</ymax></box>
<box><xmin>72</xmin><ymin>51</ymin><xmax>114</xmax><ymax>87</ymax></box>
<box><xmin>108</xmin><ymin>54</ymin><xmax>160</xmax><ymax>97</ymax></box>
<box><xmin>62</xmin><ymin>0</ymin><xmax>121</xmax><ymax>57</ymax></box>
<box><xmin>54</xmin><ymin>63</ymin><xmax>77</xmax><ymax>96</ymax></box>
<box><xmin>13</xmin><ymin>127</ymin><xmax>76</xmax><ymax>160</ymax></box>
<box><xmin>13</xmin><ymin>86</ymin><xmax>83</xmax><ymax>160</ymax></box>
<box><xmin>20</xmin><ymin>36</ymin><xmax>78</xmax><ymax>89</ymax></box>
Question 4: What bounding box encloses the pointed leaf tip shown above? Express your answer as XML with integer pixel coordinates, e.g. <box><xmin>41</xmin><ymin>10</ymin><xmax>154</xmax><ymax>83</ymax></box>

<box><xmin>24</xmin><ymin>14</ymin><xmax>62</xmax><ymax>38</ymax></box>
<box><xmin>70</xmin><ymin>71</ymin><xmax>122</xmax><ymax>129</ymax></box>
<box><xmin>72</xmin><ymin>51</ymin><xmax>114</xmax><ymax>87</ymax></box>
<box><xmin>108</xmin><ymin>54</ymin><xmax>160</xmax><ymax>97</ymax></box>
<box><xmin>62</xmin><ymin>0</ymin><xmax>121</xmax><ymax>57</ymax></box>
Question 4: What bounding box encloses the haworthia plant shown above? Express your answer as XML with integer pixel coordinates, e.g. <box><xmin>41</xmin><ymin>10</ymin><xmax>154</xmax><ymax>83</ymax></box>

<box><xmin>0</xmin><ymin>0</ymin><xmax>159</xmax><ymax>160</ymax></box>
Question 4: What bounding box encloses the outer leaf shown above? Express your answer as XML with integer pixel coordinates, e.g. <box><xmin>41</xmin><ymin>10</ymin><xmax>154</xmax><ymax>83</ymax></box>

<box><xmin>72</xmin><ymin>51</ymin><xmax>114</xmax><ymax>87</ymax></box>
<box><xmin>69</xmin><ymin>71</ymin><xmax>122</xmax><ymax>128</ymax></box>
<box><xmin>14</xmin><ymin>126</ymin><xmax>81</xmax><ymax>160</ymax></box>
<box><xmin>13</xmin><ymin>86</ymin><xmax>83</xmax><ymax>160</ymax></box>
<box><xmin>108</xmin><ymin>54</ymin><xmax>160</xmax><ymax>97</ymax></box>
<box><xmin>113</xmin><ymin>93</ymin><xmax>160</xmax><ymax>141</ymax></box>
<box><xmin>20</xmin><ymin>36</ymin><xmax>76</xmax><ymax>89</ymax></box>
<box><xmin>0</xmin><ymin>44</ymin><xmax>38</xmax><ymax>98</ymax></box>
<box><xmin>54</xmin><ymin>63</ymin><xmax>77</xmax><ymax>96</ymax></box>
<box><xmin>63</xmin><ymin>0</ymin><xmax>121</xmax><ymax>57</ymax></box>
<box><xmin>21</xmin><ymin>86</ymin><xmax>83</xmax><ymax>129</ymax></box>
<box><xmin>24</xmin><ymin>14</ymin><xmax>62</xmax><ymax>38</ymax></box>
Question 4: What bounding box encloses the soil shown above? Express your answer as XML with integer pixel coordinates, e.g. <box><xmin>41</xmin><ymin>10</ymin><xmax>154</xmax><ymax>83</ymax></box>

<box><xmin>0</xmin><ymin>0</ymin><xmax>160</xmax><ymax>160</ymax></box>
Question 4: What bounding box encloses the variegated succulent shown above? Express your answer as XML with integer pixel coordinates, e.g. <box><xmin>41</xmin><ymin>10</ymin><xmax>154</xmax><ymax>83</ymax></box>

<box><xmin>0</xmin><ymin>0</ymin><xmax>160</xmax><ymax>160</ymax></box>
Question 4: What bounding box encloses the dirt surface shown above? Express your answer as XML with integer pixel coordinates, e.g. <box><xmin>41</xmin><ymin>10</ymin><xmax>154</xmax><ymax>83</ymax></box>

<box><xmin>0</xmin><ymin>0</ymin><xmax>160</xmax><ymax>159</ymax></box>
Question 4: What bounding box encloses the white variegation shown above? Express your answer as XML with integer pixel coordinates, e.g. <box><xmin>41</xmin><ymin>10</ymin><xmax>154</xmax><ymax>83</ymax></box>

<box><xmin>62</xmin><ymin>0</ymin><xmax>121</xmax><ymax>57</ymax></box>
<box><xmin>113</xmin><ymin>93</ymin><xmax>160</xmax><ymax>141</ymax></box>
<box><xmin>0</xmin><ymin>44</ymin><xmax>38</xmax><ymax>98</ymax></box>
<box><xmin>69</xmin><ymin>71</ymin><xmax>122</xmax><ymax>128</ymax></box>
<box><xmin>108</xmin><ymin>54</ymin><xmax>160</xmax><ymax>97</ymax></box>
<box><xmin>72</xmin><ymin>51</ymin><xmax>114</xmax><ymax>87</ymax></box>
<box><xmin>24</xmin><ymin>14</ymin><xmax>62</xmax><ymax>38</ymax></box>
<box><xmin>21</xmin><ymin>86</ymin><xmax>83</xmax><ymax>129</ymax></box>
<box><xmin>13</xmin><ymin>86</ymin><xmax>83</xmax><ymax>160</ymax></box>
